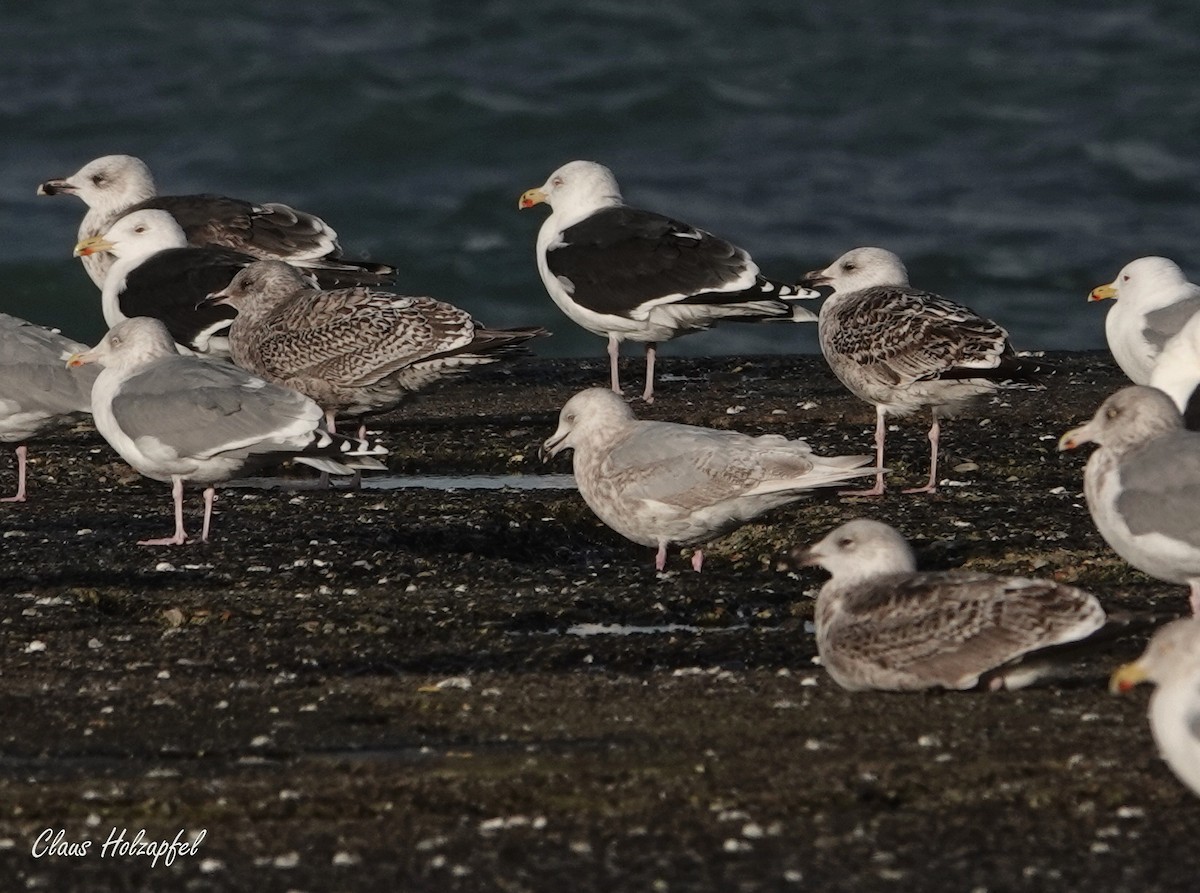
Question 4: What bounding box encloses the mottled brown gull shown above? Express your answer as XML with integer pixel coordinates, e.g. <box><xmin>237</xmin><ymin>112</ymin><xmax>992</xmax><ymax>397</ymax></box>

<box><xmin>1110</xmin><ymin>617</ymin><xmax>1200</xmax><ymax>798</ymax></box>
<box><xmin>792</xmin><ymin>519</ymin><xmax>1107</xmax><ymax>692</ymax></box>
<box><xmin>539</xmin><ymin>388</ymin><xmax>879</xmax><ymax>572</ymax></box>
<box><xmin>802</xmin><ymin>247</ymin><xmax>1040</xmax><ymax>496</ymax></box>
<box><xmin>203</xmin><ymin>260</ymin><xmax>548</xmax><ymax>434</ymax></box>
<box><xmin>39</xmin><ymin>153</ymin><xmax>394</xmax><ymax>289</ymax></box>
<box><xmin>67</xmin><ymin>317</ymin><xmax>387</xmax><ymax>545</ymax></box>
<box><xmin>519</xmin><ymin>160</ymin><xmax>818</xmax><ymax>403</ymax></box>
<box><xmin>1</xmin><ymin>314</ymin><xmax>98</xmax><ymax>501</ymax></box>
<box><xmin>1059</xmin><ymin>385</ymin><xmax>1200</xmax><ymax>615</ymax></box>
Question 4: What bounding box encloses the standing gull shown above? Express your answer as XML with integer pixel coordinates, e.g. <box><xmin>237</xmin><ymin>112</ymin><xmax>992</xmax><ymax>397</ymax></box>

<box><xmin>1</xmin><ymin>314</ymin><xmax>98</xmax><ymax>501</ymax></box>
<box><xmin>1147</xmin><ymin>311</ymin><xmax>1200</xmax><ymax>430</ymax></box>
<box><xmin>39</xmin><ymin>154</ymin><xmax>394</xmax><ymax>289</ymax></box>
<box><xmin>1110</xmin><ymin>617</ymin><xmax>1200</xmax><ymax>798</ymax></box>
<box><xmin>1059</xmin><ymin>386</ymin><xmax>1200</xmax><ymax>614</ymax></box>
<box><xmin>802</xmin><ymin>247</ymin><xmax>1039</xmax><ymax>496</ymax></box>
<box><xmin>792</xmin><ymin>519</ymin><xmax>1107</xmax><ymax>691</ymax></box>
<box><xmin>1088</xmin><ymin>256</ymin><xmax>1200</xmax><ymax>385</ymax></box>
<box><xmin>67</xmin><ymin>317</ymin><xmax>387</xmax><ymax>545</ymax></box>
<box><xmin>540</xmin><ymin>388</ymin><xmax>879</xmax><ymax>572</ymax></box>
<box><xmin>203</xmin><ymin>261</ymin><xmax>547</xmax><ymax>433</ymax></box>
<box><xmin>519</xmin><ymin>160</ymin><xmax>818</xmax><ymax>402</ymax></box>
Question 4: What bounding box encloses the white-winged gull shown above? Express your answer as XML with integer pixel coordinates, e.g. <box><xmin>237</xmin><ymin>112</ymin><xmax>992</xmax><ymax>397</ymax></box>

<box><xmin>203</xmin><ymin>260</ymin><xmax>548</xmax><ymax>434</ymax></box>
<box><xmin>539</xmin><ymin>388</ymin><xmax>879</xmax><ymax>572</ymax></box>
<box><xmin>1110</xmin><ymin>617</ymin><xmax>1200</xmax><ymax>798</ymax></box>
<box><xmin>1147</xmin><ymin>311</ymin><xmax>1200</xmax><ymax>430</ymax></box>
<box><xmin>67</xmin><ymin>317</ymin><xmax>387</xmax><ymax>545</ymax></box>
<box><xmin>39</xmin><ymin>154</ymin><xmax>394</xmax><ymax>289</ymax></box>
<box><xmin>802</xmin><ymin>246</ymin><xmax>1039</xmax><ymax>496</ymax></box>
<box><xmin>1</xmin><ymin>313</ymin><xmax>98</xmax><ymax>501</ymax></box>
<box><xmin>1059</xmin><ymin>385</ymin><xmax>1200</xmax><ymax>615</ymax></box>
<box><xmin>792</xmin><ymin>519</ymin><xmax>1107</xmax><ymax>691</ymax></box>
<box><xmin>518</xmin><ymin>160</ymin><xmax>818</xmax><ymax>403</ymax></box>
<box><xmin>1088</xmin><ymin>256</ymin><xmax>1200</xmax><ymax>385</ymax></box>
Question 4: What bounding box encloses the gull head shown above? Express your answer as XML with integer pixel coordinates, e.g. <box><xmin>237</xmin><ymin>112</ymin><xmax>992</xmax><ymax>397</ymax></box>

<box><xmin>801</xmin><ymin>247</ymin><xmax>910</xmax><ymax>294</ymax></box>
<box><xmin>203</xmin><ymin>260</ymin><xmax>309</xmax><ymax>311</ymax></box>
<box><xmin>1058</xmin><ymin>385</ymin><xmax>1182</xmax><ymax>454</ymax></box>
<box><xmin>1088</xmin><ymin>256</ymin><xmax>1188</xmax><ymax>306</ymax></box>
<box><xmin>519</xmin><ymin>160</ymin><xmax>623</xmax><ymax>218</ymax></box>
<box><xmin>38</xmin><ymin>154</ymin><xmax>156</xmax><ymax>211</ymax></box>
<box><xmin>74</xmin><ymin>209</ymin><xmax>188</xmax><ymax>263</ymax></box>
<box><xmin>540</xmin><ymin>388</ymin><xmax>634</xmax><ymax>462</ymax></box>
<box><xmin>1110</xmin><ymin>617</ymin><xmax>1200</xmax><ymax>694</ymax></box>
<box><xmin>67</xmin><ymin>317</ymin><xmax>180</xmax><ymax>372</ymax></box>
<box><xmin>790</xmin><ymin>518</ymin><xmax>918</xmax><ymax>584</ymax></box>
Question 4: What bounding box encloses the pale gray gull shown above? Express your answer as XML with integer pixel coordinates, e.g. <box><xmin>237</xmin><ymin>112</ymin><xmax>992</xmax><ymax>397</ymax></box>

<box><xmin>1147</xmin><ymin>311</ymin><xmax>1200</xmax><ymax>430</ymax></box>
<box><xmin>539</xmin><ymin>388</ymin><xmax>879</xmax><ymax>572</ymax></box>
<box><xmin>0</xmin><ymin>314</ymin><xmax>98</xmax><ymax>501</ymax></box>
<box><xmin>1111</xmin><ymin>617</ymin><xmax>1200</xmax><ymax>798</ymax></box>
<box><xmin>792</xmin><ymin>519</ymin><xmax>1107</xmax><ymax>691</ymax></box>
<box><xmin>67</xmin><ymin>317</ymin><xmax>387</xmax><ymax>545</ymax></box>
<box><xmin>1059</xmin><ymin>385</ymin><xmax>1200</xmax><ymax>615</ymax></box>
<box><xmin>802</xmin><ymin>246</ymin><xmax>1040</xmax><ymax>496</ymax></box>
<box><xmin>519</xmin><ymin>160</ymin><xmax>818</xmax><ymax>403</ymax></box>
<box><xmin>39</xmin><ymin>153</ymin><xmax>394</xmax><ymax>289</ymax></box>
<box><xmin>1088</xmin><ymin>256</ymin><xmax>1200</xmax><ymax>385</ymax></box>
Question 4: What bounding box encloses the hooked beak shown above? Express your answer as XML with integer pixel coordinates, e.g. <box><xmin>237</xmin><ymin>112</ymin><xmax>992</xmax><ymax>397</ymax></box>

<box><xmin>65</xmin><ymin>347</ymin><xmax>98</xmax><ymax>369</ymax></box>
<box><xmin>1108</xmin><ymin>659</ymin><xmax>1148</xmax><ymax>694</ymax></box>
<box><xmin>798</xmin><ymin>268</ymin><xmax>832</xmax><ymax>290</ymax></box>
<box><xmin>519</xmin><ymin>187</ymin><xmax>548</xmax><ymax>211</ymax></box>
<box><xmin>73</xmin><ymin>235</ymin><xmax>115</xmax><ymax>257</ymax></box>
<box><xmin>1057</xmin><ymin>421</ymin><xmax>1096</xmax><ymax>451</ymax></box>
<box><xmin>198</xmin><ymin>287</ymin><xmax>232</xmax><ymax>311</ymax></box>
<box><xmin>539</xmin><ymin>429</ymin><xmax>569</xmax><ymax>463</ymax></box>
<box><xmin>786</xmin><ymin>543</ymin><xmax>822</xmax><ymax>568</ymax></box>
<box><xmin>37</xmin><ymin>177</ymin><xmax>76</xmax><ymax>197</ymax></box>
<box><xmin>1088</xmin><ymin>283</ymin><xmax>1118</xmax><ymax>303</ymax></box>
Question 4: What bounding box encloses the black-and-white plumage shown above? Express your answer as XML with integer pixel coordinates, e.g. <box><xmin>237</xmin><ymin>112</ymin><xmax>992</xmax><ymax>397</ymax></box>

<box><xmin>519</xmin><ymin>160</ymin><xmax>817</xmax><ymax>402</ymax></box>
<box><xmin>39</xmin><ymin>153</ymin><xmax>395</xmax><ymax>288</ymax></box>
<box><xmin>803</xmin><ymin>247</ymin><xmax>1039</xmax><ymax>496</ymax></box>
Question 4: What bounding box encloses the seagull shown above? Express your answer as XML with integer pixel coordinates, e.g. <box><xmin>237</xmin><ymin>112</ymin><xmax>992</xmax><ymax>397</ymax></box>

<box><xmin>203</xmin><ymin>260</ymin><xmax>547</xmax><ymax>434</ymax></box>
<box><xmin>1110</xmin><ymin>617</ymin><xmax>1200</xmax><ymax>798</ymax></box>
<box><xmin>67</xmin><ymin>317</ymin><xmax>387</xmax><ymax>545</ymax></box>
<box><xmin>1059</xmin><ymin>385</ymin><xmax>1200</xmax><ymax>614</ymax></box>
<box><xmin>1147</xmin><ymin>311</ymin><xmax>1200</xmax><ymax>429</ymax></box>
<box><xmin>38</xmin><ymin>153</ymin><xmax>394</xmax><ymax>289</ymax></box>
<box><xmin>792</xmin><ymin>519</ymin><xmax>1107</xmax><ymax>691</ymax></box>
<box><xmin>518</xmin><ymin>160</ymin><xmax>818</xmax><ymax>403</ymax></box>
<box><xmin>539</xmin><ymin>388</ymin><xmax>879</xmax><ymax>572</ymax></box>
<box><xmin>1</xmin><ymin>314</ymin><xmax>98</xmax><ymax>502</ymax></box>
<box><xmin>802</xmin><ymin>247</ymin><xmax>1040</xmax><ymax>496</ymax></box>
<box><xmin>1088</xmin><ymin>257</ymin><xmax>1200</xmax><ymax>385</ymax></box>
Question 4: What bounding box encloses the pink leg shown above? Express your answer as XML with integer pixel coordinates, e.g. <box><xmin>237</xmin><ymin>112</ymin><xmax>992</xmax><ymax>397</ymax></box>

<box><xmin>902</xmin><ymin>411</ymin><xmax>940</xmax><ymax>494</ymax></box>
<box><xmin>139</xmin><ymin>476</ymin><xmax>188</xmax><ymax>546</ymax></box>
<box><xmin>608</xmin><ymin>335</ymin><xmax>623</xmax><ymax>395</ymax></box>
<box><xmin>691</xmin><ymin>549</ymin><xmax>704</xmax><ymax>573</ymax></box>
<box><xmin>1</xmin><ymin>445</ymin><xmax>28</xmax><ymax>503</ymax></box>
<box><xmin>655</xmin><ymin>543</ymin><xmax>668</xmax><ymax>572</ymax></box>
<box><xmin>1190</xmin><ymin>581</ymin><xmax>1200</xmax><ymax>615</ymax></box>
<box><xmin>200</xmin><ymin>487</ymin><xmax>216</xmax><ymax>542</ymax></box>
<box><xmin>841</xmin><ymin>406</ymin><xmax>888</xmax><ymax>497</ymax></box>
<box><xmin>641</xmin><ymin>342</ymin><xmax>658</xmax><ymax>404</ymax></box>
<box><xmin>325</xmin><ymin>410</ymin><xmax>338</xmax><ymax>434</ymax></box>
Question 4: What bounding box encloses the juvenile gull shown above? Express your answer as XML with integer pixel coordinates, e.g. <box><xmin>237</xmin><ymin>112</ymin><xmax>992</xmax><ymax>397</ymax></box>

<box><xmin>1088</xmin><ymin>256</ymin><xmax>1200</xmax><ymax>385</ymax></box>
<box><xmin>1110</xmin><ymin>617</ymin><xmax>1200</xmax><ymax>798</ymax></box>
<box><xmin>0</xmin><ymin>314</ymin><xmax>98</xmax><ymax>501</ymax></box>
<box><xmin>67</xmin><ymin>317</ymin><xmax>387</xmax><ymax>545</ymax></box>
<box><xmin>519</xmin><ymin>160</ymin><xmax>818</xmax><ymax>402</ymax></box>
<box><xmin>204</xmin><ymin>260</ymin><xmax>547</xmax><ymax>433</ymax></box>
<box><xmin>1147</xmin><ymin>311</ymin><xmax>1200</xmax><ymax>429</ymax></box>
<box><xmin>792</xmin><ymin>519</ymin><xmax>1107</xmax><ymax>692</ymax></box>
<box><xmin>540</xmin><ymin>388</ymin><xmax>879</xmax><ymax>572</ymax></box>
<box><xmin>802</xmin><ymin>247</ymin><xmax>1039</xmax><ymax>496</ymax></box>
<box><xmin>1059</xmin><ymin>385</ymin><xmax>1200</xmax><ymax>614</ymax></box>
<box><xmin>39</xmin><ymin>154</ymin><xmax>394</xmax><ymax>289</ymax></box>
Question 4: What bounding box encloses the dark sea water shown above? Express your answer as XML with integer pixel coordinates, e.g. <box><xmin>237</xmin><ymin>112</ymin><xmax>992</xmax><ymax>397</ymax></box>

<box><xmin>2</xmin><ymin>1</ymin><xmax>1198</xmax><ymax>358</ymax></box>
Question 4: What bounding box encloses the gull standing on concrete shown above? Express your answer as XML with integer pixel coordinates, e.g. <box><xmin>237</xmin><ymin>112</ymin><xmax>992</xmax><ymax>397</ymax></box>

<box><xmin>792</xmin><ymin>519</ymin><xmax>1107</xmax><ymax>691</ymax></box>
<box><xmin>540</xmin><ymin>388</ymin><xmax>879</xmax><ymax>571</ymax></box>
<box><xmin>68</xmin><ymin>317</ymin><xmax>386</xmax><ymax>545</ymax></box>
<box><xmin>519</xmin><ymin>160</ymin><xmax>818</xmax><ymax>402</ymax></box>
<box><xmin>803</xmin><ymin>247</ymin><xmax>1039</xmax><ymax>496</ymax></box>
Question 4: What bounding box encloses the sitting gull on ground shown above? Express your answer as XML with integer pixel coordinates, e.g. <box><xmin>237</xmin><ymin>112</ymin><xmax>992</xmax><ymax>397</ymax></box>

<box><xmin>67</xmin><ymin>317</ymin><xmax>387</xmax><ymax>545</ymax></box>
<box><xmin>519</xmin><ymin>160</ymin><xmax>818</xmax><ymax>403</ymax></box>
<box><xmin>792</xmin><ymin>519</ymin><xmax>1107</xmax><ymax>691</ymax></box>
<box><xmin>1147</xmin><ymin>311</ymin><xmax>1200</xmax><ymax>430</ymax></box>
<box><xmin>539</xmin><ymin>388</ymin><xmax>879</xmax><ymax>572</ymax></box>
<box><xmin>39</xmin><ymin>153</ymin><xmax>394</xmax><ymax>289</ymax></box>
<box><xmin>1088</xmin><ymin>256</ymin><xmax>1200</xmax><ymax>385</ymax></box>
<box><xmin>1059</xmin><ymin>386</ymin><xmax>1200</xmax><ymax>614</ymax></box>
<box><xmin>802</xmin><ymin>247</ymin><xmax>1040</xmax><ymax>496</ymax></box>
<box><xmin>203</xmin><ymin>260</ymin><xmax>547</xmax><ymax>434</ymax></box>
<box><xmin>1</xmin><ymin>314</ymin><xmax>98</xmax><ymax>502</ymax></box>
<box><xmin>1110</xmin><ymin>617</ymin><xmax>1200</xmax><ymax>798</ymax></box>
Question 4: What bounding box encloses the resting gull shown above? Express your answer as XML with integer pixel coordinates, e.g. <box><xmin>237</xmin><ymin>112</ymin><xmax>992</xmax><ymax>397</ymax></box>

<box><xmin>1147</xmin><ymin>311</ymin><xmax>1200</xmax><ymax>430</ymax></box>
<box><xmin>519</xmin><ymin>160</ymin><xmax>818</xmax><ymax>403</ymax></box>
<box><xmin>539</xmin><ymin>388</ymin><xmax>879</xmax><ymax>572</ymax></box>
<box><xmin>1088</xmin><ymin>256</ymin><xmax>1200</xmax><ymax>385</ymax></box>
<box><xmin>1059</xmin><ymin>385</ymin><xmax>1200</xmax><ymax>614</ymax></box>
<box><xmin>1</xmin><ymin>314</ymin><xmax>98</xmax><ymax>501</ymax></box>
<box><xmin>791</xmin><ymin>519</ymin><xmax>1107</xmax><ymax>691</ymax></box>
<box><xmin>802</xmin><ymin>247</ymin><xmax>1039</xmax><ymax>496</ymax></box>
<box><xmin>1110</xmin><ymin>617</ymin><xmax>1200</xmax><ymax>798</ymax></box>
<box><xmin>67</xmin><ymin>317</ymin><xmax>387</xmax><ymax>545</ymax></box>
<box><xmin>39</xmin><ymin>153</ymin><xmax>394</xmax><ymax>289</ymax></box>
<box><xmin>203</xmin><ymin>260</ymin><xmax>548</xmax><ymax>433</ymax></box>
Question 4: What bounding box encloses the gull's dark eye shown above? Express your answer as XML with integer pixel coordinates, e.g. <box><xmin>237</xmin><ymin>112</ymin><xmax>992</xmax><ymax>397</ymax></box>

<box><xmin>836</xmin><ymin>537</ymin><xmax>854</xmax><ymax>549</ymax></box>
<box><xmin>1122</xmin><ymin>275</ymin><xmax>1130</xmax><ymax>282</ymax></box>
<box><xmin>552</xmin><ymin>176</ymin><xmax>564</xmax><ymax>188</ymax></box>
<box><xmin>92</xmin><ymin>174</ymin><xmax>106</xmax><ymax>185</ymax></box>
<box><xmin>133</xmin><ymin>225</ymin><xmax>146</xmax><ymax>234</ymax></box>
<box><xmin>842</xmin><ymin>262</ymin><xmax>856</xmax><ymax>272</ymax></box>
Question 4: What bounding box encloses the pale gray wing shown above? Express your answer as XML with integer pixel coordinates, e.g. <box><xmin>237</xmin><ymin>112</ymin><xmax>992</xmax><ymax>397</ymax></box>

<box><xmin>0</xmin><ymin>314</ymin><xmax>97</xmax><ymax>415</ymax></box>
<box><xmin>1116</xmin><ymin>432</ymin><xmax>1200</xmax><ymax>547</ymax></box>
<box><xmin>1142</xmin><ymin>295</ymin><xmax>1200</xmax><ymax>351</ymax></box>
